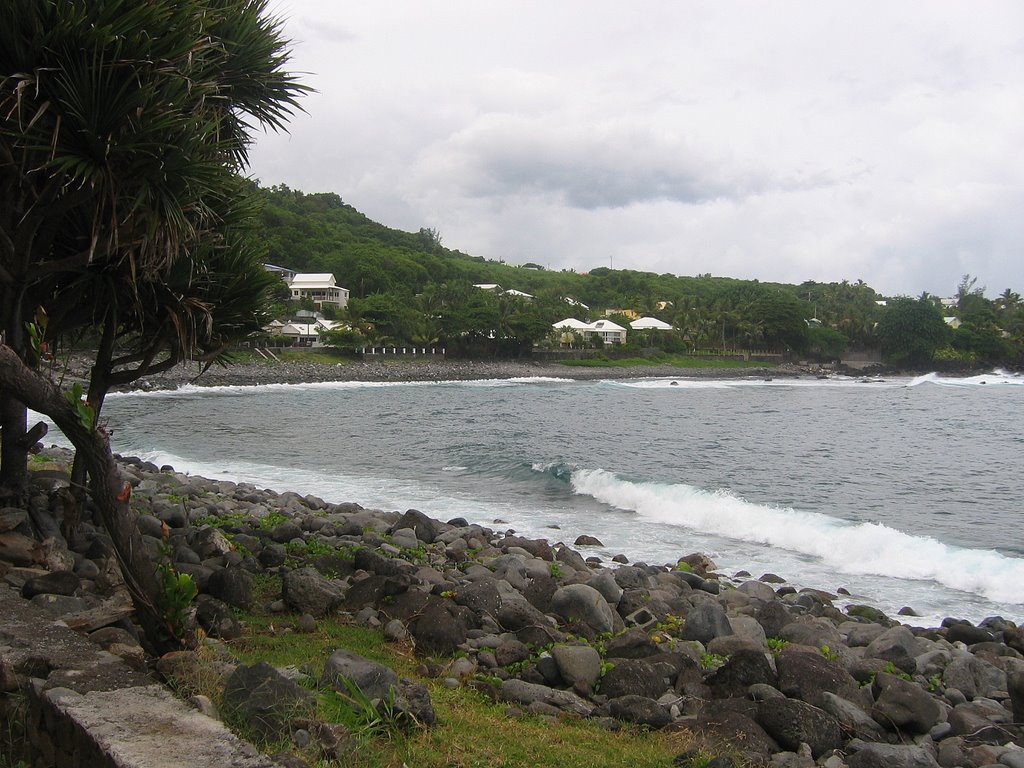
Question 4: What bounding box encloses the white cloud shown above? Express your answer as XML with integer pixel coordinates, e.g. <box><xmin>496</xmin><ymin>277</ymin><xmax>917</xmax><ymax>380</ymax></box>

<box><xmin>251</xmin><ymin>0</ymin><xmax>1024</xmax><ymax>297</ymax></box>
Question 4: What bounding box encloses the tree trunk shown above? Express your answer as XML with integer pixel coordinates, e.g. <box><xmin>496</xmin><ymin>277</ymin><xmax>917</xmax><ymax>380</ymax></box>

<box><xmin>0</xmin><ymin>289</ymin><xmax>29</xmax><ymax>493</ymax></box>
<box><xmin>0</xmin><ymin>343</ymin><xmax>182</xmax><ymax>656</ymax></box>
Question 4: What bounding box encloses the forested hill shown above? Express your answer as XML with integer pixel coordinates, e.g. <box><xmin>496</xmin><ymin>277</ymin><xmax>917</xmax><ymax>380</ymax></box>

<box><xmin>254</xmin><ymin>183</ymin><xmax>881</xmax><ymax>345</ymax></box>
<box><xmin>253</xmin><ymin>184</ymin><xmax>1024</xmax><ymax>366</ymax></box>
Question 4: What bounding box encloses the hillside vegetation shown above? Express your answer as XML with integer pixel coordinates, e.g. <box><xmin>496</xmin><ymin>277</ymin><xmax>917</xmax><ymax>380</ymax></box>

<box><xmin>255</xmin><ymin>184</ymin><xmax>1023</xmax><ymax>367</ymax></box>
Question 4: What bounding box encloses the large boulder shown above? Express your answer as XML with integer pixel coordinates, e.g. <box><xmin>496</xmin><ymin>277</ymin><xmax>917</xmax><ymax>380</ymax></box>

<box><xmin>390</xmin><ymin>509</ymin><xmax>441</xmax><ymax>544</ymax></box>
<box><xmin>205</xmin><ymin>567</ymin><xmax>253</xmax><ymax>611</ymax></box>
<box><xmin>863</xmin><ymin>626</ymin><xmax>923</xmax><ymax>675</ymax></box>
<box><xmin>322</xmin><ymin>649</ymin><xmax>398</xmax><ymax>701</ymax></box>
<box><xmin>410</xmin><ymin>599</ymin><xmax>468</xmax><ymax>656</ymax></box>
<box><xmin>706</xmin><ymin>649</ymin><xmax>777</xmax><ymax>699</ymax></box>
<box><xmin>680</xmin><ymin>601</ymin><xmax>733</xmax><ymax>644</ymax></box>
<box><xmin>606</xmin><ymin>695</ymin><xmax>672</xmax><ymax>728</ymax></box>
<box><xmin>756</xmin><ymin>698</ymin><xmax>843</xmax><ymax>758</ymax></box>
<box><xmin>599</xmin><ymin>658</ymin><xmax>666</xmax><ymax>700</ymax></box>
<box><xmin>775</xmin><ymin>647</ymin><xmax>868</xmax><ymax>709</ymax></box>
<box><xmin>550</xmin><ymin>644</ymin><xmax>602</xmax><ymax>688</ymax></box>
<box><xmin>550</xmin><ymin>583</ymin><xmax>615</xmax><ymax>635</ymax></box>
<box><xmin>282</xmin><ymin>567</ymin><xmax>345</xmax><ymax>617</ymax></box>
<box><xmin>819</xmin><ymin>692</ymin><xmax>886</xmax><ymax>742</ymax></box>
<box><xmin>870</xmin><ymin>672</ymin><xmax>941</xmax><ymax>734</ymax></box>
<box><xmin>222</xmin><ymin>662</ymin><xmax>315</xmax><ymax>742</ymax></box>
<box><xmin>846</xmin><ymin>741</ymin><xmax>940</xmax><ymax>768</ymax></box>
<box><xmin>942</xmin><ymin>653</ymin><xmax>1006</xmax><ymax>700</ymax></box>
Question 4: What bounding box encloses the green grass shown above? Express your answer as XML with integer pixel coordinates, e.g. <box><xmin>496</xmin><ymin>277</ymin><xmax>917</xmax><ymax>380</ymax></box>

<box><xmin>276</xmin><ymin>349</ymin><xmax>356</xmax><ymax>364</ymax></box>
<box><xmin>559</xmin><ymin>354</ymin><xmax>774</xmax><ymax>369</ymax></box>
<box><xmin>214</xmin><ymin>604</ymin><xmax>700</xmax><ymax>767</ymax></box>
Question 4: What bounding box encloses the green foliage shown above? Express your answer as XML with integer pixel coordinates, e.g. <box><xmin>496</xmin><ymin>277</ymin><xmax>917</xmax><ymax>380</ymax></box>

<box><xmin>63</xmin><ymin>383</ymin><xmax>96</xmax><ymax>430</ymax></box>
<box><xmin>876</xmin><ymin>297</ymin><xmax>951</xmax><ymax>365</ymax></box>
<box><xmin>767</xmin><ymin>637</ymin><xmax>789</xmax><ymax>655</ymax></box>
<box><xmin>883</xmin><ymin>661</ymin><xmax>913</xmax><ymax>681</ymax></box>
<box><xmin>156</xmin><ymin>562</ymin><xmax>198</xmax><ymax>642</ymax></box>
<box><xmin>548</xmin><ymin>561</ymin><xmax>564</xmax><ymax>578</ymax></box>
<box><xmin>700</xmin><ymin>652</ymin><xmax>728</xmax><ymax>669</ymax></box>
<box><xmin>329</xmin><ymin>677</ymin><xmax>406</xmax><ymax>739</ymax></box>
<box><xmin>819</xmin><ymin>644</ymin><xmax>839</xmax><ymax>662</ymax></box>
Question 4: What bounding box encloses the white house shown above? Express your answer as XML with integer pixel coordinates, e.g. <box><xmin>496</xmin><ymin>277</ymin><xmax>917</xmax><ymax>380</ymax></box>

<box><xmin>266</xmin><ymin>313</ymin><xmax>343</xmax><ymax>346</ymax></box>
<box><xmin>288</xmin><ymin>273</ymin><xmax>349</xmax><ymax>309</ymax></box>
<box><xmin>630</xmin><ymin>317</ymin><xmax>673</xmax><ymax>330</ymax></box>
<box><xmin>553</xmin><ymin>318</ymin><xmax>627</xmax><ymax>346</ymax></box>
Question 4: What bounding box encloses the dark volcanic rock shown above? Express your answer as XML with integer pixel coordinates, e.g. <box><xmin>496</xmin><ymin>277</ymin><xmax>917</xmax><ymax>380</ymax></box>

<box><xmin>204</xmin><ymin>566</ymin><xmax>253</xmax><ymax>611</ymax></box>
<box><xmin>756</xmin><ymin>698</ymin><xmax>843</xmax><ymax>758</ymax></box>
<box><xmin>706</xmin><ymin>648</ymin><xmax>777</xmax><ymax>699</ymax></box>
<box><xmin>322</xmin><ymin>649</ymin><xmax>399</xmax><ymax>700</ymax></box>
<box><xmin>606</xmin><ymin>695</ymin><xmax>671</xmax><ymax>728</ymax></box>
<box><xmin>775</xmin><ymin>647</ymin><xmax>867</xmax><ymax>709</ymax></box>
<box><xmin>282</xmin><ymin>567</ymin><xmax>345</xmax><ymax>617</ymax></box>
<box><xmin>599</xmin><ymin>658</ymin><xmax>666</xmax><ymax>700</ymax></box>
<box><xmin>870</xmin><ymin>672</ymin><xmax>941</xmax><ymax>734</ymax></box>
<box><xmin>680</xmin><ymin>601</ymin><xmax>733</xmax><ymax>644</ymax></box>
<box><xmin>222</xmin><ymin>662</ymin><xmax>315</xmax><ymax>742</ymax></box>
<box><xmin>21</xmin><ymin>570</ymin><xmax>80</xmax><ymax>598</ymax></box>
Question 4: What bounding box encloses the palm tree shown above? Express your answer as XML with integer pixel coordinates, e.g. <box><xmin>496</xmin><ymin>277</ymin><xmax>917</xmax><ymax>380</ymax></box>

<box><xmin>1</xmin><ymin>0</ymin><xmax>307</xmax><ymax>652</ymax></box>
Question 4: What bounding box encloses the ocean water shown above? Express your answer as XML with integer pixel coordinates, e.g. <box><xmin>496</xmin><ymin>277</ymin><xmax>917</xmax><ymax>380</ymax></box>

<box><xmin>50</xmin><ymin>369</ymin><xmax>1024</xmax><ymax>627</ymax></box>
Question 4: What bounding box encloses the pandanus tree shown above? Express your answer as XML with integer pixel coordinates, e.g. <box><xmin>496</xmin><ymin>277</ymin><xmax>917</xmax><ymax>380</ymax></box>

<box><xmin>0</xmin><ymin>0</ymin><xmax>307</xmax><ymax>652</ymax></box>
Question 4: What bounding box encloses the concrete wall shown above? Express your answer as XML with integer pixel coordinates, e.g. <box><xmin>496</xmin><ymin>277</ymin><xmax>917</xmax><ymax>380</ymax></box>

<box><xmin>0</xmin><ymin>584</ymin><xmax>274</xmax><ymax>768</ymax></box>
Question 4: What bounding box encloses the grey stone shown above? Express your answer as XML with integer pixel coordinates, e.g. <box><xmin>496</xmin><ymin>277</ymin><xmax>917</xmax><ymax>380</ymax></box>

<box><xmin>606</xmin><ymin>695</ymin><xmax>671</xmax><ymax>728</ymax></box>
<box><xmin>680</xmin><ymin>601</ymin><xmax>733</xmax><ymax>644</ymax></box>
<box><xmin>775</xmin><ymin>647</ymin><xmax>867</xmax><ymax>709</ymax></box>
<box><xmin>550</xmin><ymin>583</ymin><xmax>615</xmax><ymax>634</ymax></box>
<box><xmin>322</xmin><ymin>649</ymin><xmax>398</xmax><ymax>701</ymax></box>
<box><xmin>756</xmin><ymin>698</ymin><xmax>843</xmax><ymax>758</ymax></box>
<box><xmin>706</xmin><ymin>649</ymin><xmax>777</xmax><ymax>698</ymax></box>
<box><xmin>550</xmin><ymin>644</ymin><xmax>602</xmax><ymax>688</ymax></box>
<box><xmin>205</xmin><ymin>567</ymin><xmax>253</xmax><ymax>611</ymax></box>
<box><xmin>847</xmin><ymin>742</ymin><xmax>940</xmax><ymax>768</ymax></box>
<box><xmin>281</xmin><ymin>567</ymin><xmax>345</xmax><ymax>617</ymax></box>
<box><xmin>22</xmin><ymin>570</ymin><xmax>80</xmax><ymax>598</ymax></box>
<box><xmin>500</xmin><ymin>678</ymin><xmax>593</xmax><ymax>716</ymax></box>
<box><xmin>222</xmin><ymin>662</ymin><xmax>315</xmax><ymax>742</ymax></box>
<box><xmin>587</xmin><ymin>570</ymin><xmax>624</xmax><ymax>605</ymax></box>
<box><xmin>871</xmin><ymin>672</ymin><xmax>941</xmax><ymax>734</ymax></box>
<box><xmin>864</xmin><ymin>626</ymin><xmax>924</xmax><ymax>675</ymax></box>
<box><xmin>599</xmin><ymin>658</ymin><xmax>666</xmax><ymax>700</ymax></box>
<box><xmin>819</xmin><ymin>691</ymin><xmax>886</xmax><ymax>742</ymax></box>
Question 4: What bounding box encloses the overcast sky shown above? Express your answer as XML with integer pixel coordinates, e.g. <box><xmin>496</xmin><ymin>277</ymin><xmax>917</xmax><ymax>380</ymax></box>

<box><xmin>248</xmin><ymin>1</ymin><xmax>1024</xmax><ymax>298</ymax></box>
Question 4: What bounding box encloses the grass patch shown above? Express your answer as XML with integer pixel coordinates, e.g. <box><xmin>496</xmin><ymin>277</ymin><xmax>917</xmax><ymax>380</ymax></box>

<box><xmin>216</xmin><ymin>606</ymin><xmax>699</xmax><ymax>767</ymax></box>
<box><xmin>559</xmin><ymin>354</ymin><xmax>773</xmax><ymax>370</ymax></box>
<box><xmin>276</xmin><ymin>349</ymin><xmax>355</xmax><ymax>365</ymax></box>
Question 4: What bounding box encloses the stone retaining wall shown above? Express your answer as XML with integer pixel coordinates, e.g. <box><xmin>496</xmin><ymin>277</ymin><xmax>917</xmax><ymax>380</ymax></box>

<box><xmin>0</xmin><ymin>584</ymin><xmax>272</xmax><ymax>768</ymax></box>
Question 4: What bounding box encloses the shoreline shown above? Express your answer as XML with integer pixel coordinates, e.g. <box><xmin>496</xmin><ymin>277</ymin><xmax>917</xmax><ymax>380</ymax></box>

<box><xmin>6</xmin><ymin>445</ymin><xmax>1024</xmax><ymax>767</ymax></box>
<box><xmin>106</xmin><ymin>355</ymin><xmax>810</xmax><ymax>391</ymax></box>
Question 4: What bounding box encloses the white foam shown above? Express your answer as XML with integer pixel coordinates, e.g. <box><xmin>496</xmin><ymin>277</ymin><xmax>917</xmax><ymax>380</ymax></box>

<box><xmin>907</xmin><ymin>370</ymin><xmax>1023</xmax><ymax>388</ymax></box>
<box><xmin>569</xmin><ymin>468</ymin><xmax>1024</xmax><ymax>605</ymax></box>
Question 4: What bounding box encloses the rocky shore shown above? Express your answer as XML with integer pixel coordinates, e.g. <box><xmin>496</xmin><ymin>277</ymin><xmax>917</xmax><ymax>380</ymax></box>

<box><xmin>3</xmin><ymin>446</ymin><xmax>1024</xmax><ymax>767</ymax></box>
<box><xmin>55</xmin><ymin>352</ymin><xmax>798</xmax><ymax>391</ymax></box>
